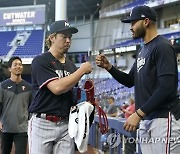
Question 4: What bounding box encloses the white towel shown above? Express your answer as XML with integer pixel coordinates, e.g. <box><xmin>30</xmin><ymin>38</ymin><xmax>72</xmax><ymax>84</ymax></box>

<box><xmin>68</xmin><ymin>105</ymin><xmax>79</xmax><ymax>138</ymax></box>
<box><xmin>68</xmin><ymin>101</ymin><xmax>94</xmax><ymax>153</ymax></box>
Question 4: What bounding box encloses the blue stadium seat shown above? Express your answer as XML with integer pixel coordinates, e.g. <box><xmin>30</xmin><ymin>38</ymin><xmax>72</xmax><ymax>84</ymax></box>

<box><xmin>0</xmin><ymin>30</ymin><xmax>44</xmax><ymax>58</ymax></box>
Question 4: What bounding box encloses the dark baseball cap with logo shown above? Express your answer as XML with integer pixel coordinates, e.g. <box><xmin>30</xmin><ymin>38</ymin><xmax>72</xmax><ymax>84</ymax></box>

<box><xmin>121</xmin><ymin>5</ymin><xmax>157</xmax><ymax>23</ymax></box>
<box><xmin>49</xmin><ymin>20</ymin><xmax>78</xmax><ymax>34</ymax></box>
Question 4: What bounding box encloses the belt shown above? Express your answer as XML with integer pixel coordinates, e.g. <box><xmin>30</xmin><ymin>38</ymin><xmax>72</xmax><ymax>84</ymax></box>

<box><xmin>36</xmin><ymin>113</ymin><xmax>68</xmax><ymax>123</ymax></box>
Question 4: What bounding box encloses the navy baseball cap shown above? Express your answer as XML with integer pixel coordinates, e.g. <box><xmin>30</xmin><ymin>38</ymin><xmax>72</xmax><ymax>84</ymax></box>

<box><xmin>49</xmin><ymin>20</ymin><xmax>78</xmax><ymax>34</ymax></box>
<box><xmin>121</xmin><ymin>5</ymin><xmax>157</xmax><ymax>23</ymax></box>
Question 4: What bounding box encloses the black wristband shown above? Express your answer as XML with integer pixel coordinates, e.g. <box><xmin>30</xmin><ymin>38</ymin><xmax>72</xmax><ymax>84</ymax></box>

<box><xmin>135</xmin><ymin>110</ymin><xmax>143</xmax><ymax>119</ymax></box>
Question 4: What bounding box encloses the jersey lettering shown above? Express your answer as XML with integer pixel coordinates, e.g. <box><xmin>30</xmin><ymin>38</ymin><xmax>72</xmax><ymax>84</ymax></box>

<box><xmin>55</xmin><ymin>70</ymin><xmax>71</xmax><ymax>78</ymax></box>
<box><xmin>55</xmin><ymin>70</ymin><xmax>64</xmax><ymax>78</ymax></box>
<box><xmin>64</xmin><ymin>70</ymin><xmax>71</xmax><ymax>76</ymax></box>
<box><xmin>137</xmin><ymin>57</ymin><xmax>145</xmax><ymax>72</ymax></box>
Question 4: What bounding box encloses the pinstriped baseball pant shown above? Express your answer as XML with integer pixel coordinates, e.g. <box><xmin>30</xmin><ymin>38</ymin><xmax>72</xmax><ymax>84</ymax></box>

<box><xmin>28</xmin><ymin>114</ymin><xmax>74</xmax><ymax>154</ymax></box>
<box><xmin>138</xmin><ymin>113</ymin><xmax>180</xmax><ymax>154</ymax></box>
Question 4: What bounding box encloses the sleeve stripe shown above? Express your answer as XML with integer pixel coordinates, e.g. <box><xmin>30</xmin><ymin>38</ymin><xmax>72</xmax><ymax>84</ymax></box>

<box><xmin>39</xmin><ymin>77</ymin><xmax>59</xmax><ymax>89</ymax></box>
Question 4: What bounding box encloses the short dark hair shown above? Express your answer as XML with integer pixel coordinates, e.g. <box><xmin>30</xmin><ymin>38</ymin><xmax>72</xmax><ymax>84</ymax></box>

<box><xmin>8</xmin><ymin>56</ymin><xmax>22</xmax><ymax>68</ymax></box>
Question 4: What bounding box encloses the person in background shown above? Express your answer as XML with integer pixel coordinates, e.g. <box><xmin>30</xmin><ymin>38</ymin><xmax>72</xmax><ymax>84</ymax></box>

<box><xmin>28</xmin><ymin>20</ymin><xmax>92</xmax><ymax>154</ymax></box>
<box><xmin>106</xmin><ymin>96</ymin><xmax>117</xmax><ymax>117</ymax></box>
<box><xmin>94</xmin><ymin>97</ymin><xmax>100</xmax><ymax>114</ymax></box>
<box><xmin>0</xmin><ymin>56</ymin><xmax>32</xmax><ymax>154</ymax></box>
<box><xmin>122</xmin><ymin>98</ymin><xmax>135</xmax><ymax>118</ymax></box>
<box><xmin>99</xmin><ymin>94</ymin><xmax>109</xmax><ymax>112</ymax></box>
<box><xmin>96</xmin><ymin>5</ymin><xmax>180</xmax><ymax>153</ymax></box>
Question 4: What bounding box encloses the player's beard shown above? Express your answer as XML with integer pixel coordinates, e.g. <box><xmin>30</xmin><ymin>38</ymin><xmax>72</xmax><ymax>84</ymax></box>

<box><xmin>132</xmin><ymin>26</ymin><xmax>146</xmax><ymax>39</ymax></box>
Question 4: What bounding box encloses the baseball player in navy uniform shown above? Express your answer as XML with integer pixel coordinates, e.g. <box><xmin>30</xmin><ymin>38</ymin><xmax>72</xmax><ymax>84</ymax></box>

<box><xmin>0</xmin><ymin>56</ymin><xmax>32</xmax><ymax>154</ymax></box>
<box><xmin>28</xmin><ymin>20</ymin><xmax>92</xmax><ymax>154</ymax></box>
<box><xmin>96</xmin><ymin>5</ymin><xmax>180</xmax><ymax>154</ymax></box>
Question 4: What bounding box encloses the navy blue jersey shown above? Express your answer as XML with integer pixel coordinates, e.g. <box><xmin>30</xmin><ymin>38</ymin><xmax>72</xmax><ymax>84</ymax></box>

<box><xmin>133</xmin><ymin>35</ymin><xmax>177</xmax><ymax>118</ymax></box>
<box><xmin>109</xmin><ymin>35</ymin><xmax>178</xmax><ymax>119</ymax></box>
<box><xmin>29</xmin><ymin>52</ymin><xmax>77</xmax><ymax>117</ymax></box>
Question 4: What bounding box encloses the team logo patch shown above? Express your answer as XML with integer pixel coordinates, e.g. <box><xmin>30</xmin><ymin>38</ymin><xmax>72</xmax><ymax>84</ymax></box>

<box><xmin>65</xmin><ymin>21</ymin><xmax>70</xmax><ymax>27</ymax></box>
<box><xmin>141</xmin><ymin>14</ymin><xmax>145</xmax><ymax>17</ymax></box>
<box><xmin>137</xmin><ymin>57</ymin><xmax>145</xmax><ymax>72</ymax></box>
<box><xmin>130</xmin><ymin>10</ymin><xmax>132</xmax><ymax>16</ymax></box>
<box><xmin>7</xmin><ymin>86</ymin><xmax>12</xmax><ymax>89</ymax></box>
<box><xmin>22</xmin><ymin>86</ymin><xmax>25</xmax><ymax>90</ymax></box>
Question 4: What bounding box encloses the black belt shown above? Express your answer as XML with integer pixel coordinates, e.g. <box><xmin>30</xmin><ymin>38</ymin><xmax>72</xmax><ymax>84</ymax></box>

<box><xmin>36</xmin><ymin>113</ymin><xmax>68</xmax><ymax>123</ymax></box>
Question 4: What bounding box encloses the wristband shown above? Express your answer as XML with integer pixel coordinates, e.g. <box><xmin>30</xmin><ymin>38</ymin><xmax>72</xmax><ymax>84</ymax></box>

<box><xmin>135</xmin><ymin>110</ymin><xmax>143</xmax><ymax>119</ymax></box>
